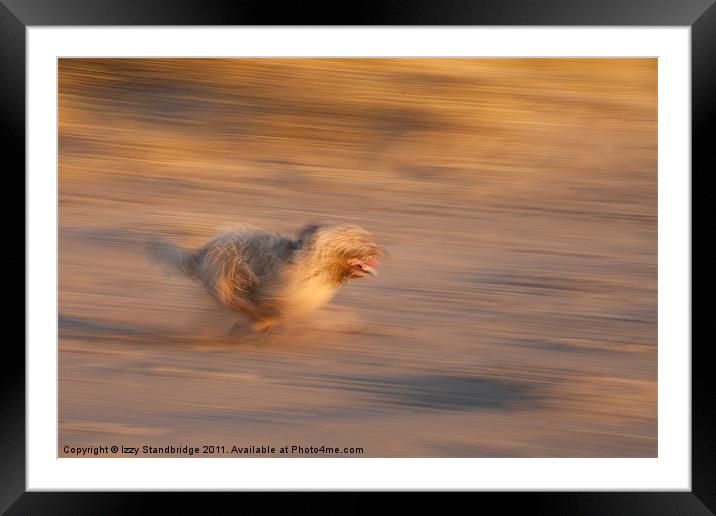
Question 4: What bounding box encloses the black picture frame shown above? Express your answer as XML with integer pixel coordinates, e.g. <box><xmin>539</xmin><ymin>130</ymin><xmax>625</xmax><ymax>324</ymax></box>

<box><xmin>5</xmin><ymin>0</ymin><xmax>708</xmax><ymax>513</ymax></box>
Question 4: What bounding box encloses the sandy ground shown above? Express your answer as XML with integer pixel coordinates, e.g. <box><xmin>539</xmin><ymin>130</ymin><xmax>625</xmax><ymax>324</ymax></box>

<box><xmin>58</xmin><ymin>59</ymin><xmax>657</xmax><ymax>457</ymax></box>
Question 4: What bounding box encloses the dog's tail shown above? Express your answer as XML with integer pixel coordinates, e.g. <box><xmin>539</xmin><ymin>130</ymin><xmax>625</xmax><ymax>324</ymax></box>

<box><xmin>144</xmin><ymin>235</ymin><xmax>199</xmax><ymax>279</ymax></box>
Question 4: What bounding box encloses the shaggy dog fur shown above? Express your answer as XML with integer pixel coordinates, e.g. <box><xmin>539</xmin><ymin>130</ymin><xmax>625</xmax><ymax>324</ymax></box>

<box><xmin>146</xmin><ymin>224</ymin><xmax>383</xmax><ymax>330</ymax></box>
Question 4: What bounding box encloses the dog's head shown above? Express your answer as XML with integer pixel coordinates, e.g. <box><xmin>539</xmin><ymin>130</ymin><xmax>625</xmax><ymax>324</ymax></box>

<box><xmin>294</xmin><ymin>223</ymin><xmax>385</xmax><ymax>283</ymax></box>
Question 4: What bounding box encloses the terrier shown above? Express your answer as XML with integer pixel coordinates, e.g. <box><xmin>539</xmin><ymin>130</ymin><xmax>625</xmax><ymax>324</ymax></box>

<box><xmin>146</xmin><ymin>223</ymin><xmax>383</xmax><ymax>331</ymax></box>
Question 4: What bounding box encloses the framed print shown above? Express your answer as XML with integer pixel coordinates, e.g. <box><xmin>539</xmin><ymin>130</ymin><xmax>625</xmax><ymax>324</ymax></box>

<box><xmin>5</xmin><ymin>0</ymin><xmax>708</xmax><ymax>513</ymax></box>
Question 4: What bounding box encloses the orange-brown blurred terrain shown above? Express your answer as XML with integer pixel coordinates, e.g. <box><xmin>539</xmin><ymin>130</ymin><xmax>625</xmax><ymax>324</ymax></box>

<box><xmin>58</xmin><ymin>58</ymin><xmax>657</xmax><ymax>457</ymax></box>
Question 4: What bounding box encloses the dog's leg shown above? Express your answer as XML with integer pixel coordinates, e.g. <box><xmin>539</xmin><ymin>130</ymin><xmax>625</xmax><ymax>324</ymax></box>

<box><xmin>252</xmin><ymin>319</ymin><xmax>279</xmax><ymax>332</ymax></box>
<box><xmin>228</xmin><ymin>319</ymin><xmax>252</xmax><ymax>337</ymax></box>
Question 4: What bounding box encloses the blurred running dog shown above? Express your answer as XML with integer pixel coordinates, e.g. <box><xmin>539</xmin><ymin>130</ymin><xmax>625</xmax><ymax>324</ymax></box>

<box><xmin>146</xmin><ymin>223</ymin><xmax>383</xmax><ymax>331</ymax></box>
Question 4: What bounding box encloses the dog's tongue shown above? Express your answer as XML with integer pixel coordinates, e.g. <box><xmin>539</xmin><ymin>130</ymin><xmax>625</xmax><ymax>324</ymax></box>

<box><xmin>362</xmin><ymin>257</ymin><xmax>380</xmax><ymax>276</ymax></box>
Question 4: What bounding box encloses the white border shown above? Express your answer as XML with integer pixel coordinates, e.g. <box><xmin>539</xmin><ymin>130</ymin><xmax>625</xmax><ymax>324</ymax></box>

<box><xmin>27</xmin><ymin>27</ymin><xmax>691</xmax><ymax>490</ymax></box>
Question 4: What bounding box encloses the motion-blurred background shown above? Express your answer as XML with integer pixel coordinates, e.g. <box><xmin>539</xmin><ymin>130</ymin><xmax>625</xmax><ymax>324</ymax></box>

<box><xmin>59</xmin><ymin>58</ymin><xmax>656</xmax><ymax>457</ymax></box>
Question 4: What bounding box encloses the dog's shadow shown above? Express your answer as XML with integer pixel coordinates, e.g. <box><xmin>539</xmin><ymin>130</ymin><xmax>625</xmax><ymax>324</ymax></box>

<box><xmin>224</xmin><ymin>305</ymin><xmax>367</xmax><ymax>345</ymax></box>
